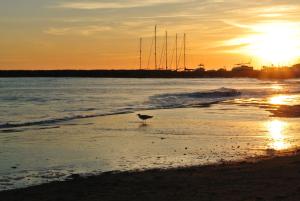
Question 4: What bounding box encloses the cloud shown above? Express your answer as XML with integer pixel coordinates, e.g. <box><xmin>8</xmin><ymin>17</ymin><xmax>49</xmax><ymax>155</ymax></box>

<box><xmin>57</xmin><ymin>0</ymin><xmax>193</xmax><ymax>10</ymax></box>
<box><xmin>130</xmin><ymin>14</ymin><xmax>208</xmax><ymax>19</ymax></box>
<box><xmin>44</xmin><ymin>25</ymin><xmax>111</xmax><ymax>36</ymax></box>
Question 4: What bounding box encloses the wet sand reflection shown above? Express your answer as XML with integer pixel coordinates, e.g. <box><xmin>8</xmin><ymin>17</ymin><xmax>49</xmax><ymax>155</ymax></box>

<box><xmin>267</xmin><ymin>120</ymin><xmax>290</xmax><ymax>150</ymax></box>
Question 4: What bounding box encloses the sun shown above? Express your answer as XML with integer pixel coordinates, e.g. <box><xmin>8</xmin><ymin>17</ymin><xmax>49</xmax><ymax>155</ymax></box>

<box><xmin>227</xmin><ymin>22</ymin><xmax>300</xmax><ymax>66</ymax></box>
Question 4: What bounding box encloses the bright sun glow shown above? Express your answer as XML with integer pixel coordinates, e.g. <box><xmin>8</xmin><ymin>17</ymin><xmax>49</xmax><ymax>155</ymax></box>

<box><xmin>228</xmin><ymin>22</ymin><xmax>300</xmax><ymax>65</ymax></box>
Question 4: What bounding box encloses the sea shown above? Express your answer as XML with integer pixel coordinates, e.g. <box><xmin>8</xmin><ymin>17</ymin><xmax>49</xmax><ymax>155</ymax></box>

<box><xmin>1</xmin><ymin>78</ymin><xmax>300</xmax><ymax>190</ymax></box>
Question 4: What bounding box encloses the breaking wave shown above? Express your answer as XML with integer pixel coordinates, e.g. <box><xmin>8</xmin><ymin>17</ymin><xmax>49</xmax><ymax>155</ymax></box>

<box><xmin>3</xmin><ymin>85</ymin><xmax>300</xmax><ymax>131</ymax></box>
<box><xmin>148</xmin><ymin>87</ymin><xmax>241</xmax><ymax>108</ymax></box>
<box><xmin>0</xmin><ymin>88</ymin><xmax>242</xmax><ymax>130</ymax></box>
<box><xmin>0</xmin><ymin>111</ymin><xmax>132</xmax><ymax>130</ymax></box>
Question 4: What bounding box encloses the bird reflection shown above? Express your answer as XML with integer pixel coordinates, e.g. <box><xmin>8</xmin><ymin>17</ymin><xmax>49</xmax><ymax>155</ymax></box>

<box><xmin>267</xmin><ymin>120</ymin><xmax>289</xmax><ymax>150</ymax></box>
<box><xmin>139</xmin><ymin>123</ymin><xmax>149</xmax><ymax>128</ymax></box>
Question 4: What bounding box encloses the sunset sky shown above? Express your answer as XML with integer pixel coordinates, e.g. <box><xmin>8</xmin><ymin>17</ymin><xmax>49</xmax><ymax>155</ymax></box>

<box><xmin>1</xmin><ymin>0</ymin><xmax>300</xmax><ymax>70</ymax></box>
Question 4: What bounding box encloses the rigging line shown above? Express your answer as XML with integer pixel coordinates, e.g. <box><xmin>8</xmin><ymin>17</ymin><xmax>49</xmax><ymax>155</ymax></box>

<box><xmin>186</xmin><ymin>46</ymin><xmax>192</xmax><ymax>69</ymax></box>
<box><xmin>159</xmin><ymin>40</ymin><xmax>165</xmax><ymax>69</ymax></box>
<box><xmin>177</xmin><ymin>38</ymin><xmax>184</xmax><ymax>70</ymax></box>
<box><xmin>169</xmin><ymin>41</ymin><xmax>176</xmax><ymax>70</ymax></box>
<box><xmin>147</xmin><ymin>37</ymin><xmax>154</xmax><ymax>69</ymax></box>
<box><xmin>139</xmin><ymin>37</ymin><xmax>142</xmax><ymax>70</ymax></box>
<box><xmin>190</xmin><ymin>53</ymin><xmax>194</xmax><ymax>69</ymax></box>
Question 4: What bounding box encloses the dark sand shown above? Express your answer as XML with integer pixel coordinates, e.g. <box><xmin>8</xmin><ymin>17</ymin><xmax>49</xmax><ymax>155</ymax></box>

<box><xmin>2</xmin><ymin>151</ymin><xmax>300</xmax><ymax>201</ymax></box>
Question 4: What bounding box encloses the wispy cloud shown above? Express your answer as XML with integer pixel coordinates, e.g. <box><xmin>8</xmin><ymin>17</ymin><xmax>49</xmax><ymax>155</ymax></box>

<box><xmin>44</xmin><ymin>25</ymin><xmax>111</xmax><ymax>36</ymax></box>
<box><xmin>57</xmin><ymin>0</ymin><xmax>193</xmax><ymax>10</ymax></box>
<box><xmin>130</xmin><ymin>14</ymin><xmax>208</xmax><ymax>19</ymax></box>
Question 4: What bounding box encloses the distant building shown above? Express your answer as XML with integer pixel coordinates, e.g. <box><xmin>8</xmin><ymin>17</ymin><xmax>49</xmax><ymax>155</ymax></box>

<box><xmin>194</xmin><ymin>67</ymin><xmax>205</xmax><ymax>72</ymax></box>
<box><xmin>232</xmin><ymin>65</ymin><xmax>253</xmax><ymax>72</ymax></box>
<box><xmin>193</xmin><ymin>64</ymin><xmax>205</xmax><ymax>72</ymax></box>
<box><xmin>262</xmin><ymin>66</ymin><xmax>290</xmax><ymax>72</ymax></box>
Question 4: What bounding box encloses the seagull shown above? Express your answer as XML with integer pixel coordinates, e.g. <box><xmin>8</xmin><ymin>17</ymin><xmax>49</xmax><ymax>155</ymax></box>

<box><xmin>137</xmin><ymin>114</ymin><xmax>153</xmax><ymax>124</ymax></box>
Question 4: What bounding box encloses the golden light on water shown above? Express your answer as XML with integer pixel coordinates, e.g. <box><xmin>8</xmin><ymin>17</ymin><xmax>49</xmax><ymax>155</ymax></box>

<box><xmin>269</xmin><ymin>94</ymin><xmax>299</xmax><ymax>105</ymax></box>
<box><xmin>267</xmin><ymin>120</ymin><xmax>290</xmax><ymax>150</ymax></box>
<box><xmin>269</xmin><ymin>95</ymin><xmax>290</xmax><ymax>105</ymax></box>
<box><xmin>270</xmin><ymin>84</ymin><xmax>283</xmax><ymax>91</ymax></box>
<box><xmin>268</xmin><ymin>120</ymin><xmax>285</xmax><ymax>140</ymax></box>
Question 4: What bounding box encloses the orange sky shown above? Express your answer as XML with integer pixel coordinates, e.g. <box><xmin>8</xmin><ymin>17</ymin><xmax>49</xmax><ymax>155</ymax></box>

<box><xmin>1</xmin><ymin>0</ymin><xmax>300</xmax><ymax>70</ymax></box>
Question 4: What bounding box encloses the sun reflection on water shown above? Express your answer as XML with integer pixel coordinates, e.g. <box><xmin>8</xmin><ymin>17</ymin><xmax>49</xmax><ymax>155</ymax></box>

<box><xmin>270</xmin><ymin>84</ymin><xmax>283</xmax><ymax>91</ymax></box>
<box><xmin>267</xmin><ymin>120</ymin><xmax>290</xmax><ymax>150</ymax></box>
<box><xmin>269</xmin><ymin>95</ymin><xmax>291</xmax><ymax>105</ymax></box>
<box><xmin>269</xmin><ymin>94</ymin><xmax>300</xmax><ymax>106</ymax></box>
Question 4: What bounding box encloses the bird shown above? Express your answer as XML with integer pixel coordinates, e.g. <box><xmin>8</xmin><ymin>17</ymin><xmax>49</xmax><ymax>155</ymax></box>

<box><xmin>137</xmin><ymin>114</ymin><xmax>153</xmax><ymax>124</ymax></box>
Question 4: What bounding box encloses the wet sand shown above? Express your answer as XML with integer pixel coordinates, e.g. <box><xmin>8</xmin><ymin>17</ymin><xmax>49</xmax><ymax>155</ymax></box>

<box><xmin>2</xmin><ymin>151</ymin><xmax>300</xmax><ymax>201</ymax></box>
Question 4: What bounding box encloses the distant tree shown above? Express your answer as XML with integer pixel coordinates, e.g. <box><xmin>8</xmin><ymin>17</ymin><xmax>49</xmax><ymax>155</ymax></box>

<box><xmin>194</xmin><ymin>64</ymin><xmax>206</xmax><ymax>72</ymax></box>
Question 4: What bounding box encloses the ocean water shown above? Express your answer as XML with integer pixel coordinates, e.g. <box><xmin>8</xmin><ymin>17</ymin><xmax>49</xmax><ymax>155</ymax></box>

<box><xmin>1</xmin><ymin>78</ymin><xmax>300</xmax><ymax>190</ymax></box>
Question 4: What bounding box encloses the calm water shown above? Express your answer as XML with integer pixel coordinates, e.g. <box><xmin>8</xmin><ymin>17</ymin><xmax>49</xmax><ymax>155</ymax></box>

<box><xmin>1</xmin><ymin>78</ymin><xmax>300</xmax><ymax>190</ymax></box>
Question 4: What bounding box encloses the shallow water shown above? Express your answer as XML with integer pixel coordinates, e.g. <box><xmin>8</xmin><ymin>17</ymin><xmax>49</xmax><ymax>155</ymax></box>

<box><xmin>0</xmin><ymin>78</ymin><xmax>300</xmax><ymax>190</ymax></box>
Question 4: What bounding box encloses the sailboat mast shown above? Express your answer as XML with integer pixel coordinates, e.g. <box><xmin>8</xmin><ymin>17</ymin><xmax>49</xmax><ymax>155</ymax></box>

<box><xmin>166</xmin><ymin>31</ymin><xmax>168</xmax><ymax>70</ymax></box>
<box><xmin>184</xmin><ymin>33</ymin><xmax>186</xmax><ymax>70</ymax></box>
<box><xmin>154</xmin><ymin>25</ymin><xmax>157</xmax><ymax>70</ymax></box>
<box><xmin>139</xmin><ymin>37</ymin><xmax>142</xmax><ymax>70</ymax></box>
<box><xmin>176</xmin><ymin>33</ymin><xmax>178</xmax><ymax>71</ymax></box>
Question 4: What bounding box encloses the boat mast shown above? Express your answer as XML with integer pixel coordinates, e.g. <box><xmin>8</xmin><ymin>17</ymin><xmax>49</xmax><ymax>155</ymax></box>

<box><xmin>154</xmin><ymin>25</ymin><xmax>157</xmax><ymax>70</ymax></box>
<box><xmin>176</xmin><ymin>33</ymin><xmax>178</xmax><ymax>71</ymax></box>
<box><xmin>165</xmin><ymin>31</ymin><xmax>168</xmax><ymax>70</ymax></box>
<box><xmin>184</xmin><ymin>33</ymin><xmax>186</xmax><ymax>70</ymax></box>
<box><xmin>139</xmin><ymin>37</ymin><xmax>142</xmax><ymax>70</ymax></box>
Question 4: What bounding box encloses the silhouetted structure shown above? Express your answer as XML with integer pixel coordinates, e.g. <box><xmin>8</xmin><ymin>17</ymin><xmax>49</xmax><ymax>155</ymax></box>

<box><xmin>1</xmin><ymin>63</ymin><xmax>300</xmax><ymax>79</ymax></box>
<box><xmin>292</xmin><ymin>64</ymin><xmax>300</xmax><ymax>73</ymax></box>
<box><xmin>232</xmin><ymin>65</ymin><xmax>254</xmax><ymax>72</ymax></box>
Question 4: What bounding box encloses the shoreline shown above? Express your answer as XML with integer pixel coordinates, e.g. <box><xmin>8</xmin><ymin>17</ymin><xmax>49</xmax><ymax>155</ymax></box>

<box><xmin>0</xmin><ymin>69</ymin><xmax>300</xmax><ymax>79</ymax></box>
<box><xmin>2</xmin><ymin>150</ymin><xmax>300</xmax><ymax>201</ymax></box>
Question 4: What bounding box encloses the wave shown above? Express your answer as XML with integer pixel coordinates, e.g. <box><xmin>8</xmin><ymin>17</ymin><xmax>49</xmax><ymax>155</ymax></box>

<box><xmin>0</xmin><ymin>88</ymin><xmax>242</xmax><ymax>130</ymax></box>
<box><xmin>2</xmin><ymin>86</ymin><xmax>299</xmax><ymax>131</ymax></box>
<box><xmin>148</xmin><ymin>88</ymin><xmax>241</xmax><ymax>108</ymax></box>
<box><xmin>0</xmin><ymin>111</ymin><xmax>132</xmax><ymax>130</ymax></box>
<box><xmin>0</xmin><ymin>96</ymin><xmax>62</xmax><ymax>103</ymax></box>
